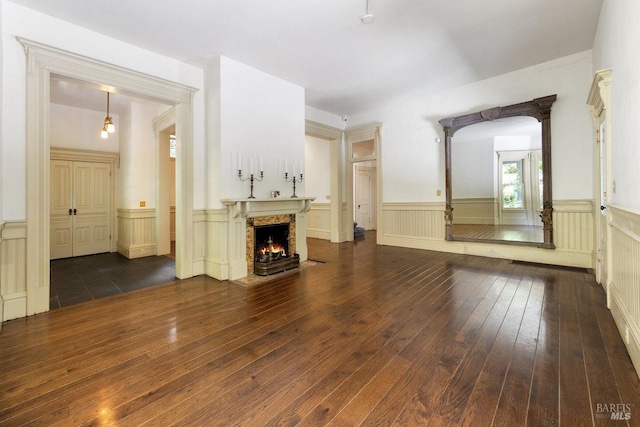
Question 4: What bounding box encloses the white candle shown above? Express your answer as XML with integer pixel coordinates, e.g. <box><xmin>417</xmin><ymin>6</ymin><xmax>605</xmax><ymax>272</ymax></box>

<box><xmin>260</xmin><ymin>155</ymin><xmax>263</xmax><ymax>172</ymax></box>
<box><xmin>238</xmin><ymin>153</ymin><xmax>242</xmax><ymax>171</ymax></box>
<box><xmin>285</xmin><ymin>159</ymin><xmax>288</xmax><ymax>173</ymax></box>
<box><xmin>293</xmin><ymin>161</ymin><xmax>297</xmax><ymax>176</ymax></box>
<box><xmin>250</xmin><ymin>157</ymin><xmax>254</xmax><ymax>174</ymax></box>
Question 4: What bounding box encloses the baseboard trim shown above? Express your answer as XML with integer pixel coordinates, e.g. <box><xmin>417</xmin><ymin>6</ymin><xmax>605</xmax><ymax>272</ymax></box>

<box><xmin>117</xmin><ymin>244</ymin><xmax>157</xmax><ymax>259</ymax></box>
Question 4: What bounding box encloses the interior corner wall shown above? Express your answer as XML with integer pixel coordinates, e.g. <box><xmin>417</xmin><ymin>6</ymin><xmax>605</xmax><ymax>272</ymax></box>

<box><xmin>119</xmin><ymin>101</ymin><xmax>160</xmax><ymax>209</ymax></box>
<box><xmin>216</xmin><ymin>56</ymin><xmax>305</xmax><ymax>204</ymax></box>
<box><xmin>305</xmin><ymin>135</ymin><xmax>331</xmax><ymax>203</ymax></box>
<box><xmin>305</xmin><ymin>106</ymin><xmax>345</xmax><ymax>130</ymax></box>
<box><xmin>346</xmin><ymin>50</ymin><xmax>594</xmax><ymax>204</ymax></box>
<box><xmin>204</xmin><ymin>57</ymin><xmax>222</xmax><ymax>209</ymax></box>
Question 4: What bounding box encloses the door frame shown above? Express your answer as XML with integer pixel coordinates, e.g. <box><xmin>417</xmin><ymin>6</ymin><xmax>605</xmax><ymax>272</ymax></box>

<box><xmin>345</xmin><ymin>123</ymin><xmax>382</xmax><ymax>242</ymax></box>
<box><xmin>588</xmin><ymin>69</ymin><xmax>612</xmax><ymax>303</ymax></box>
<box><xmin>20</xmin><ymin>38</ymin><xmax>198</xmax><ymax>316</ymax></box>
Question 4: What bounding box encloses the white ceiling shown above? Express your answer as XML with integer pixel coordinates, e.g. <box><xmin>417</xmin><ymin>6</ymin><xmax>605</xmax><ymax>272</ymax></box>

<box><xmin>12</xmin><ymin>0</ymin><xmax>603</xmax><ymax>116</ymax></box>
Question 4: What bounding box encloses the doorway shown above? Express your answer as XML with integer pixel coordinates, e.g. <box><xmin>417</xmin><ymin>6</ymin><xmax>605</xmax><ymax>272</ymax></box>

<box><xmin>345</xmin><ymin>124</ymin><xmax>382</xmax><ymax>241</ymax></box>
<box><xmin>22</xmin><ymin>39</ymin><xmax>197</xmax><ymax>316</ymax></box>
<box><xmin>354</xmin><ymin>163</ymin><xmax>377</xmax><ymax>231</ymax></box>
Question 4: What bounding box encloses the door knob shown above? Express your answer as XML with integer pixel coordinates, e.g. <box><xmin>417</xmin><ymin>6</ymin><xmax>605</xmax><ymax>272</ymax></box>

<box><xmin>68</xmin><ymin>208</ymin><xmax>72</xmax><ymax>215</ymax></box>
<box><xmin>73</xmin><ymin>208</ymin><xmax>77</xmax><ymax>215</ymax></box>
<box><xmin>600</xmin><ymin>205</ymin><xmax>606</xmax><ymax>211</ymax></box>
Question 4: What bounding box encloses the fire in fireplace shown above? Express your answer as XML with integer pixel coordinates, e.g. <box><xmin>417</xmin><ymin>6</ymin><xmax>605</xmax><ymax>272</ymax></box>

<box><xmin>254</xmin><ymin>223</ymin><xmax>300</xmax><ymax>276</ymax></box>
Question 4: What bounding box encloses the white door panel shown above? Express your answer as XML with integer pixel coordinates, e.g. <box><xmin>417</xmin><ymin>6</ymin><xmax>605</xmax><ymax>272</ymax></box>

<box><xmin>50</xmin><ymin>160</ymin><xmax>112</xmax><ymax>259</ymax></box>
<box><xmin>50</xmin><ymin>160</ymin><xmax>73</xmax><ymax>259</ymax></box>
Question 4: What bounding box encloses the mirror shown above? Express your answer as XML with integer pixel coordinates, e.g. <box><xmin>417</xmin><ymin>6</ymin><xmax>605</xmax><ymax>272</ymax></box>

<box><xmin>439</xmin><ymin>95</ymin><xmax>557</xmax><ymax>248</ymax></box>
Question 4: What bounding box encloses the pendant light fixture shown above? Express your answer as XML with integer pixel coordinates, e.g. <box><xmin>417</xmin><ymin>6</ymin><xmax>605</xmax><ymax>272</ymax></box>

<box><xmin>100</xmin><ymin>91</ymin><xmax>115</xmax><ymax>139</ymax></box>
<box><xmin>361</xmin><ymin>0</ymin><xmax>374</xmax><ymax>23</ymax></box>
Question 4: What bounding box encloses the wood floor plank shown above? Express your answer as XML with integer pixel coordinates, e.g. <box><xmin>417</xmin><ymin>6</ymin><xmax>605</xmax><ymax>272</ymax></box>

<box><xmin>526</xmin><ymin>268</ymin><xmax>561</xmax><ymax>427</ymax></box>
<box><xmin>1</xmin><ymin>233</ymin><xmax>639</xmax><ymax>426</ymax></box>
<box><xmin>557</xmin><ymin>270</ymin><xmax>593</xmax><ymax>426</ymax></box>
<box><xmin>457</xmin><ymin>266</ymin><xmax>539</xmax><ymax>427</ymax></box>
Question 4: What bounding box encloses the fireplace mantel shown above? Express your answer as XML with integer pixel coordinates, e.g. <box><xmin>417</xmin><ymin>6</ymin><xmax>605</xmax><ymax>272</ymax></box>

<box><xmin>222</xmin><ymin>197</ymin><xmax>315</xmax><ymax>219</ymax></box>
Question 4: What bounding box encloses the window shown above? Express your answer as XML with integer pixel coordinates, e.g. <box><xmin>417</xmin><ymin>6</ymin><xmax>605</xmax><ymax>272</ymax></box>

<box><xmin>502</xmin><ymin>160</ymin><xmax>524</xmax><ymax>208</ymax></box>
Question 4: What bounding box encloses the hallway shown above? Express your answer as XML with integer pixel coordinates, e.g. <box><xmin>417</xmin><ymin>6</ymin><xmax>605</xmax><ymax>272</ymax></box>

<box><xmin>50</xmin><ymin>252</ymin><xmax>176</xmax><ymax>309</ymax></box>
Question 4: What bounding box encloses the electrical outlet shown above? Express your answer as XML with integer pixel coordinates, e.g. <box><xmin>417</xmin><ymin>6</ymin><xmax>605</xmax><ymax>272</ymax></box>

<box><xmin>140</xmin><ymin>201</ymin><xmax>146</xmax><ymax>207</ymax></box>
<box><xmin>437</xmin><ymin>189</ymin><xmax>441</xmax><ymax>196</ymax></box>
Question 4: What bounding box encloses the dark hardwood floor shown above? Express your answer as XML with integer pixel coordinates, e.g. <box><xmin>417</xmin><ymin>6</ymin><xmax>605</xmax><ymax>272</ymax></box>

<box><xmin>1</xmin><ymin>231</ymin><xmax>639</xmax><ymax>426</ymax></box>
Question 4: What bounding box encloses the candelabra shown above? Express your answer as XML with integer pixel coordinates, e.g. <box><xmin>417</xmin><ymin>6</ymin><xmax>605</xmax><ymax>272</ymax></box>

<box><xmin>284</xmin><ymin>172</ymin><xmax>303</xmax><ymax>198</ymax></box>
<box><xmin>238</xmin><ymin>169</ymin><xmax>264</xmax><ymax>199</ymax></box>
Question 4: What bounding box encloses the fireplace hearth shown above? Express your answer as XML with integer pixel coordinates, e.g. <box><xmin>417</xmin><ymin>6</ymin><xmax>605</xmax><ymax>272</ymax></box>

<box><xmin>253</xmin><ymin>222</ymin><xmax>300</xmax><ymax>276</ymax></box>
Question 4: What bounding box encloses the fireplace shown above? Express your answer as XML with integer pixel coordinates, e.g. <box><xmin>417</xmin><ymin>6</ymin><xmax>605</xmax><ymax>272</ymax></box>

<box><xmin>253</xmin><ymin>223</ymin><xmax>300</xmax><ymax>276</ymax></box>
<box><xmin>222</xmin><ymin>197</ymin><xmax>314</xmax><ymax>281</ymax></box>
<box><xmin>246</xmin><ymin>214</ymin><xmax>300</xmax><ymax>276</ymax></box>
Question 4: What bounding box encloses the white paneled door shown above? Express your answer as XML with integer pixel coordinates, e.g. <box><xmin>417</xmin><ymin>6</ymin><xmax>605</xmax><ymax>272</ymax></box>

<box><xmin>355</xmin><ymin>165</ymin><xmax>376</xmax><ymax>230</ymax></box>
<box><xmin>50</xmin><ymin>160</ymin><xmax>112</xmax><ymax>259</ymax></box>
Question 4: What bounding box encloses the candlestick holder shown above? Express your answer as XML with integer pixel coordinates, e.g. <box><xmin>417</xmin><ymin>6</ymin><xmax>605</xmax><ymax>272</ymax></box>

<box><xmin>238</xmin><ymin>169</ymin><xmax>264</xmax><ymax>199</ymax></box>
<box><xmin>284</xmin><ymin>172</ymin><xmax>303</xmax><ymax>198</ymax></box>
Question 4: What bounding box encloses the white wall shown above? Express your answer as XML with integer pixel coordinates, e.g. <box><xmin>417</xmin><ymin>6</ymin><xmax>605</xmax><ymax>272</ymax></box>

<box><xmin>593</xmin><ymin>0</ymin><xmax>640</xmax><ymax>210</ymax></box>
<box><xmin>347</xmin><ymin>51</ymin><xmax>594</xmax><ymax>204</ymax></box>
<box><xmin>214</xmin><ymin>56</ymin><xmax>306</xmax><ymax>204</ymax></box>
<box><xmin>304</xmin><ymin>135</ymin><xmax>331</xmax><ymax>202</ymax></box>
<box><xmin>50</xmin><ymin>103</ymin><xmax>120</xmax><ymax>152</ymax></box>
<box><xmin>119</xmin><ymin>101</ymin><xmax>160</xmax><ymax>209</ymax></box>
<box><xmin>0</xmin><ymin>1</ymin><xmax>205</xmax><ymax>220</ymax></box>
<box><xmin>306</xmin><ymin>106</ymin><xmax>345</xmax><ymax>130</ymax></box>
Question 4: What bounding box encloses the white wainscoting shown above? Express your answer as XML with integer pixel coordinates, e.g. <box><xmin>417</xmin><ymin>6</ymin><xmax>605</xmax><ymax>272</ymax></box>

<box><xmin>117</xmin><ymin>208</ymin><xmax>157</xmax><ymax>259</ymax></box>
<box><xmin>204</xmin><ymin>209</ymin><xmax>229</xmax><ymax>281</ymax></box>
<box><xmin>381</xmin><ymin>203</ymin><xmax>446</xmax><ymax>243</ymax></box>
<box><xmin>1</xmin><ymin>221</ymin><xmax>28</xmax><ymax>321</ymax></box>
<box><xmin>379</xmin><ymin>200</ymin><xmax>593</xmax><ymax>268</ymax></box>
<box><xmin>192</xmin><ymin>210</ymin><xmax>206</xmax><ymax>276</ymax></box>
<box><xmin>553</xmin><ymin>200</ymin><xmax>594</xmax><ymax>265</ymax></box>
<box><xmin>608</xmin><ymin>205</ymin><xmax>640</xmax><ymax>377</ymax></box>
<box><xmin>452</xmin><ymin>198</ymin><xmax>497</xmax><ymax>225</ymax></box>
<box><xmin>307</xmin><ymin>203</ymin><xmax>331</xmax><ymax>240</ymax></box>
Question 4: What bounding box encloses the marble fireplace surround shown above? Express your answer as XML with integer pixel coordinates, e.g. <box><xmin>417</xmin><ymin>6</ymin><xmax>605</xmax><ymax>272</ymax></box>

<box><xmin>222</xmin><ymin>197</ymin><xmax>315</xmax><ymax>279</ymax></box>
